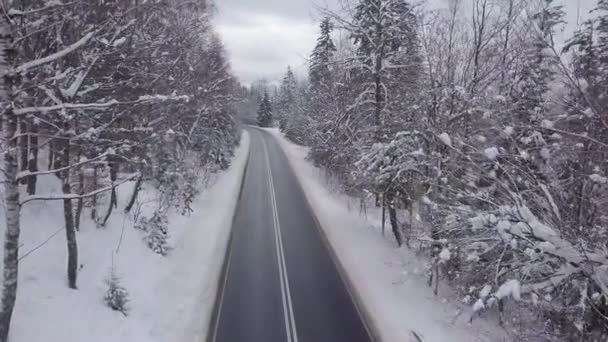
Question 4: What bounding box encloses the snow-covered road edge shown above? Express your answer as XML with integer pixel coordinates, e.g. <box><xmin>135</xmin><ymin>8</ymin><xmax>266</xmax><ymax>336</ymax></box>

<box><xmin>181</xmin><ymin>130</ymin><xmax>250</xmax><ymax>342</ymax></box>
<box><xmin>266</xmin><ymin>128</ymin><xmax>509</xmax><ymax>342</ymax></box>
<box><xmin>7</xmin><ymin>131</ymin><xmax>251</xmax><ymax>342</ymax></box>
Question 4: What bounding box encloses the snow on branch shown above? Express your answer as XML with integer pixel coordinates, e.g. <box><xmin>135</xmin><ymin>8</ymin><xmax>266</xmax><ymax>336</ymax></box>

<box><xmin>20</xmin><ymin>173</ymin><xmax>140</xmax><ymax>205</ymax></box>
<box><xmin>15</xmin><ymin>31</ymin><xmax>96</xmax><ymax>74</ymax></box>
<box><xmin>16</xmin><ymin>152</ymin><xmax>111</xmax><ymax>180</ymax></box>
<box><xmin>8</xmin><ymin>2</ymin><xmax>76</xmax><ymax>16</ymax></box>
<box><xmin>14</xmin><ymin>94</ymin><xmax>190</xmax><ymax>115</ymax></box>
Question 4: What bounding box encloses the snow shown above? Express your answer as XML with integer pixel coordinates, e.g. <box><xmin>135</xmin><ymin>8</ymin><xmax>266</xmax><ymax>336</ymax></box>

<box><xmin>473</xmin><ymin>299</ymin><xmax>485</xmax><ymax>312</ymax></box>
<box><xmin>537</xmin><ymin>241</ymin><xmax>556</xmax><ymax>253</ymax></box>
<box><xmin>3</xmin><ymin>132</ymin><xmax>250</xmax><ymax>342</ymax></box>
<box><xmin>589</xmin><ymin>174</ymin><xmax>608</xmax><ymax>184</ymax></box>
<box><xmin>113</xmin><ymin>37</ymin><xmax>127</xmax><ymax>47</ymax></box>
<box><xmin>541</xmin><ymin>120</ymin><xmax>554</xmax><ymax>129</ymax></box>
<box><xmin>484</xmin><ymin>147</ymin><xmax>500</xmax><ymax>161</ymax></box>
<box><xmin>266</xmin><ymin>128</ymin><xmax>508</xmax><ymax>342</ymax></box>
<box><xmin>540</xmin><ymin>147</ymin><xmax>551</xmax><ymax>160</ymax></box>
<box><xmin>479</xmin><ymin>285</ymin><xmax>492</xmax><ymax>299</ymax></box>
<box><xmin>494</xmin><ymin>280</ymin><xmax>521</xmax><ymax>301</ymax></box>
<box><xmin>439</xmin><ymin>248</ymin><xmax>451</xmax><ymax>262</ymax></box>
<box><xmin>438</xmin><ymin>133</ymin><xmax>452</xmax><ymax>147</ymax></box>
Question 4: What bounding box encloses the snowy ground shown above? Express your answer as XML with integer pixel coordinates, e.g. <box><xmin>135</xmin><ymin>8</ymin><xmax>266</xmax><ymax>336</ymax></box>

<box><xmin>267</xmin><ymin>128</ymin><xmax>511</xmax><ymax>342</ymax></box>
<box><xmin>2</xmin><ymin>132</ymin><xmax>250</xmax><ymax>342</ymax></box>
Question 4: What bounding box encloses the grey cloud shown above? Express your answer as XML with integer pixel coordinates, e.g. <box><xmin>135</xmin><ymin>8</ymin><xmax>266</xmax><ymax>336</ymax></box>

<box><xmin>216</xmin><ymin>0</ymin><xmax>321</xmax><ymax>85</ymax></box>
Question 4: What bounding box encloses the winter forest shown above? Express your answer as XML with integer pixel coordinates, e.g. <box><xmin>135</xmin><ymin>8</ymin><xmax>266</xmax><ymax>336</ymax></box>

<box><xmin>260</xmin><ymin>0</ymin><xmax>608</xmax><ymax>340</ymax></box>
<box><xmin>0</xmin><ymin>0</ymin><xmax>238</xmax><ymax>341</ymax></box>
<box><xmin>0</xmin><ymin>0</ymin><xmax>607</xmax><ymax>341</ymax></box>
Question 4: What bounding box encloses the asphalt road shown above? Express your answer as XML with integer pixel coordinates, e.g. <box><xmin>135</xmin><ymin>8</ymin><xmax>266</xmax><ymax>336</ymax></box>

<box><xmin>211</xmin><ymin>128</ymin><xmax>373</xmax><ymax>342</ymax></box>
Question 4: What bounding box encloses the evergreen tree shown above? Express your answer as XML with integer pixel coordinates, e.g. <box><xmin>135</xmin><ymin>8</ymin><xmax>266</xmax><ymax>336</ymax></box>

<box><xmin>308</xmin><ymin>18</ymin><xmax>337</xmax><ymax>138</ymax></box>
<box><xmin>276</xmin><ymin>67</ymin><xmax>298</xmax><ymax>131</ymax></box>
<box><xmin>310</xmin><ymin>18</ymin><xmax>336</xmax><ymax>90</ymax></box>
<box><xmin>257</xmin><ymin>92</ymin><xmax>273</xmax><ymax>127</ymax></box>
<box><xmin>351</xmin><ymin>0</ymin><xmax>420</xmax><ymax>140</ymax></box>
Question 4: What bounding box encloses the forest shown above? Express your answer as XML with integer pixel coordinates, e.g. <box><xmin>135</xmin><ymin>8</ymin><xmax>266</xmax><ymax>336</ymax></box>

<box><xmin>1</xmin><ymin>0</ymin><xmax>608</xmax><ymax>341</ymax></box>
<box><xmin>264</xmin><ymin>0</ymin><xmax>608</xmax><ymax>340</ymax></box>
<box><xmin>0</xmin><ymin>1</ymin><xmax>238</xmax><ymax>341</ymax></box>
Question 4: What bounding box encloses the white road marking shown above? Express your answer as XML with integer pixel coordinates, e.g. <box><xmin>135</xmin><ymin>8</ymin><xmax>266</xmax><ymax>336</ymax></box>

<box><xmin>262</xmin><ymin>135</ymin><xmax>299</xmax><ymax>342</ymax></box>
<box><xmin>211</xmin><ymin>238</ymin><xmax>235</xmax><ymax>342</ymax></box>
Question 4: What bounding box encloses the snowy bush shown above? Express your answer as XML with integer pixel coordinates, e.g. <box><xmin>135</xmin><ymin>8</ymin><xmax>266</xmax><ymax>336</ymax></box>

<box><xmin>104</xmin><ymin>267</ymin><xmax>129</xmax><ymax>316</ymax></box>
<box><xmin>136</xmin><ymin>212</ymin><xmax>171</xmax><ymax>256</ymax></box>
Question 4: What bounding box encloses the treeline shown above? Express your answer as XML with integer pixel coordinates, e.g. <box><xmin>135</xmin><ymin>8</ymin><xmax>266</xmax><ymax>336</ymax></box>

<box><xmin>274</xmin><ymin>0</ymin><xmax>608</xmax><ymax>340</ymax></box>
<box><xmin>0</xmin><ymin>0</ymin><xmax>238</xmax><ymax>340</ymax></box>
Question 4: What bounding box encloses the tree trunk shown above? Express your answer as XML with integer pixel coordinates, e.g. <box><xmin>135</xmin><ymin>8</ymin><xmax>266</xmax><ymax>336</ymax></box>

<box><xmin>26</xmin><ymin>119</ymin><xmax>38</xmax><ymax>195</ymax></box>
<box><xmin>386</xmin><ymin>192</ymin><xmax>402</xmax><ymax>247</ymax></box>
<box><xmin>0</xmin><ymin>19</ymin><xmax>21</xmax><ymax>342</ymax></box>
<box><xmin>91</xmin><ymin>167</ymin><xmax>98</xmax><ymax>223</ymax></box>
<box><xmin>373</xmin><ymin>1</ymin><xmax>386</xmax><ymax>142</ymax></box>
<box><xmin>60</xmin><ymin>137</ymin><xmax>78</xmax><ymax>289</ymax></box>
<box><xmin>102</xmin><ymin>160</ymin><xmax>118</xmax><ymax>226</ymax></box>
<box><xmin>381</xmin><ymin>195</ymin><xmax>386</xmax><ymax>236</ymax></box>
<box><xmin>75</xmin><ymin>168</ymin><xmax>84</xmax><ymax>231</ymax></box>
<box><xmin>404</xmin><ymin>198</ymin><xmax>413</xmax><ymax>248</ymax></box>
<box><xmin>125</xmin><ymin>175</ymin><xmax>143</xmax><ymax>213</ymax></box>
<box><xmin>18</xmin><ymin>119</ymin><xmax>28</xmax><ymax>180</ymax></box>
<box><xmin>48</xmin><ymin>139</ymin><xmax>55</xmax><ymax>171</ymax></box>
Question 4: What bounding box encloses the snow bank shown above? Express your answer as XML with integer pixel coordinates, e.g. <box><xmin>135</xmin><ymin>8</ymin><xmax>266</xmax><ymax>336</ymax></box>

<box><xmin>266</xmin><ymin>128</ymin><xmax>508</xmax><ymax>342</ymax></box>
<box><xmin>3</xmin><ymin>132</ymin><xmax>250</xmax><ymax>342</ymax></box>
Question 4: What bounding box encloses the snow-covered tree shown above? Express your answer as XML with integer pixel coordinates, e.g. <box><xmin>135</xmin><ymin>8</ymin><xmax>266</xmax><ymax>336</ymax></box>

<box><xmin>0</xmin><ymin>9</ymin><xmax>22</xmax><ymax>342</ymax></box>
<box><xmin>275</xmin><ymin>67</ymin><xmax>297</xmax><ymax>131</ymax></box>
<box><xmin>257</xmin><ymin>91</ymin><xmax>273</xmax><ymax>127</ymax></box>
<box><xmin>0</xmin><ymin>0</ymin><xmax>238</xmax><ymax>338</ymax></box>
<box><xmin>285</xmin><ymin>0</ymin><xmax>608</xmax><ymax>338</ymax></box>
<box><xmin>309</xmin><ymin>18</ymin><xmax>336</xmax><ymax>91</ymax></box>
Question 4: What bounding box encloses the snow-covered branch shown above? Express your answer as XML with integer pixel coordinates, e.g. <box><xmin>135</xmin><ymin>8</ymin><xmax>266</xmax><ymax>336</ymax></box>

<box><xmin>20</xmin><ymin>173</ymin><xmax>140</xmax><ymax>205</ymax></box>
<box><xmin>14</xmin><ymin>94</ymin><xmax>190</xmax><ymax>115</ymax></box>
<box><xmin>16</xmin><ymin>32</ymin><xmax>96</xmax><ymax>74</ymax></box>
<box><xmin>16</xmin><ymin>152</ymin><xmax>111</xmax><ymax>180</ymax></box>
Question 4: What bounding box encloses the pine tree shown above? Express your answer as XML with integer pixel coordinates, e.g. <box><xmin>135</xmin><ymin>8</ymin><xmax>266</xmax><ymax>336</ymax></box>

<box><xmin>351</xmin><ymin>0</ymin><xmax>420</xmax><ymax>140</ymax></box>
<box><xmin>276</xmin><ymin>67</ymin><xmax>298</xmax><ymax>131</ymax></box>
<box><xmin>310</xmin><ymin>18</ymin><xmax>336</xmax><ymax>90</ymax></box>
<box><xmin>257</xmin><ymin>92</ymin><xmax>273</xmax><ymax>127</ymax></box>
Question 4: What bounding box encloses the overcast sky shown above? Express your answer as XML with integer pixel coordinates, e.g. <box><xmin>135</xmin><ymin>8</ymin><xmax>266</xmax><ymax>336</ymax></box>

<box><xmin>215</xmin><ymin>0</ymin><xmax>594</xmax><ymax>86</ymax></box>
<box><xmin>215</xmin><ymin>0</ymin><xmax>331</xmax><ymax>85</ymax></box>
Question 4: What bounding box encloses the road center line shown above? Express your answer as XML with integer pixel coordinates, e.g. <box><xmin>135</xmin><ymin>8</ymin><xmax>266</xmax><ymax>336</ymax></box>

<box><xmin>262</xmin><ymin>135</ymin><xmax>299</xmax><ymax>342</ymax></box>
<box><xmin>268</xmin><ymin>155</ymin><xmax>299</xmax><ymax>342</ymax></box>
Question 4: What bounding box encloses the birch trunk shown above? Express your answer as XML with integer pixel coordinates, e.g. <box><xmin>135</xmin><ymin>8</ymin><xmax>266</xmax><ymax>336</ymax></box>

<box><xmin>0</xmin><ymin>16</ymin><xmax>21</xmax><ymax>342</ymax></box>
<box><xmin>26</xmin><ymin>119</ymin><xmax>38</xmax><ymax>195</ymax></box>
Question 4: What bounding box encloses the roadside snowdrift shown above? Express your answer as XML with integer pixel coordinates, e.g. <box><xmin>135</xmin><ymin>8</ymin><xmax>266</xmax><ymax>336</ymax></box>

<box><xmin>2</xmin><ymin>132</ymin><xmax>250</xmax><ymax>342</ymax></box>
<box><xmin>267</xmin><ymin>128</ymin><xmax>509</xmax><ymax>342</ymax></box>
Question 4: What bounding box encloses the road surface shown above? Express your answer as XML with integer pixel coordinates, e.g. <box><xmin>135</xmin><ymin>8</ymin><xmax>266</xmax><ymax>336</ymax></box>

<box><xmin>211</xmin><ymin>128</ymin><xmax>373</xmax><ymax>342</ymax></box>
